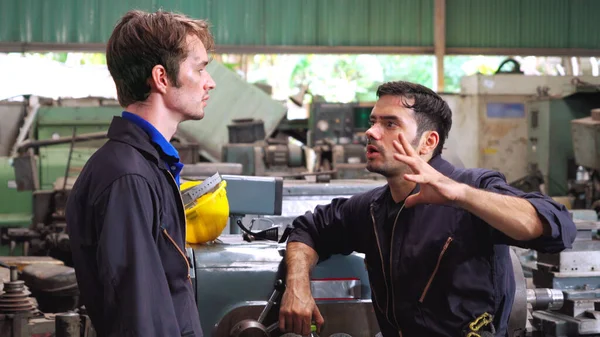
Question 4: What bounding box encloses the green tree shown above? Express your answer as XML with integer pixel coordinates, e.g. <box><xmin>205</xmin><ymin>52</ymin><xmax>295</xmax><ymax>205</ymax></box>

<box><xmin>251</xmin><ymin>54</ymin><xmax>511</xmax><ymax>101</ymax></box>
<box><xmin>289</xmin><ymin>54</ymin><xmax>383</xmax><ymax>103</ymax></box>
<box><xmin>80</xmin><ymin>53</ymin><xmax>107</xmax><ymax>65</ymax></box>
<box><xmin>377</xmin><ymin>55</ymin><xmax>435</xmax><ymax>88</ymax></box>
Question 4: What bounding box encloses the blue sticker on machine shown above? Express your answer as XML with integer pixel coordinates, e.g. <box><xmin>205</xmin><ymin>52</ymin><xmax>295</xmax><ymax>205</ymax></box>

<box><xmin>486</xmin><ymin>103</ymin><xmax>525</xmax><ymax>118</ymax></box>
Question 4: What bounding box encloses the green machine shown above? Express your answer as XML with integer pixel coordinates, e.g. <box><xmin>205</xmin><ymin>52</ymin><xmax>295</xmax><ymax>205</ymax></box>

<box><xmin>33</xmin><ymin>105</ymin><xmax>117</xmax><ymax>190</ymax></box>
<box><xmin>0</xmin><ymin>101</ymin><xmax>120</xmax><ymax>256</ymax></box>
<box><xmin>527</xmin><ymin>91</ymin><xmax>600</xmax><ymax>196</ymax></box>
<box><xmin>306</xmin><ymin>101</ymin><xmax>377</xmax><ymax>180</ymax></box>
<box><xmin>0</xmin><ymin>157</ymin><xmax>32</xmax><ymax>254</ymax></box>
<box><xmin>306</xmin><ymin>101</ymin><xmax>372</xmax><ymax>147</ymax></box>
<box><xmin>2</xmin><ymin>100</ymin><xmax>204</xmax><ymax>258</ymax></box>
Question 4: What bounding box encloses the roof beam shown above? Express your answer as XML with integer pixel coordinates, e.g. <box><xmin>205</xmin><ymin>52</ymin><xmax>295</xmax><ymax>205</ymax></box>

<box><xmin>446</xmin><ymin>47</ymin><xmax>600</xmax><ymax>57</ymax></box>
<box><xmin>434</xmin><ymin>0</ymin><xmax>446</xmax><ymax>92</ymax></box>
<box><xmin>1</xmin><ymin>43</ymin><xmax>599</xmax><ymax>58</ymax></box>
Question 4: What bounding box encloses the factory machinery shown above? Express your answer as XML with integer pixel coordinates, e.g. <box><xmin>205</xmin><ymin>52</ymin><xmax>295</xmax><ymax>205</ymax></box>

<box><xmin>2</xmin><ymin>89</ymin><xmax>600</xmax><ymax>336</ymax></box>
<box><xmin>0</xmin><ymin>177</ymin><xmax>385</xmax><ymax>337</ymax></box>
<box><xmin>570</xmin><ymin>108</ymin><xmax>600</xmax><ymax>213</ymax></box>
<box><xmin>506</xmin><ymin>90</ymin><xmax>600</xmax><ymax>337</ymax></box>
<box><xmin>1</xmin><ymin>172</ymin><xmax>600</xmax><ymax>337</ymax></box>
<box><xmin>517</xmin><ymin>214</ymin><xmax>600</xmax><ymax>337</ymax></box>
<box><xmin>222</xmin><ymin>101</ymin><xmax>379</xmax><ymax>181</ymax></box>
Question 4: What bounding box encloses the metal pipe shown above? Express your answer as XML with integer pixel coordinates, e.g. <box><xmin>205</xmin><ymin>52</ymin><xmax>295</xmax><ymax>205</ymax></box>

<box><xmin>571</xmin><ymin>57</ymin><xmax>580</xmax><ymax>76</ymax></box>
<box><xmin>16</xmin><ymin>131</ymin><xmax>107</xmax><ymax>153</ymax></box>
<box><xmin>590</xmin><ymin>57</ymin><xmax>599</xmax><ymax>76</ymax></box>
<box><xmin>257</xmin><ymin>280</ymin><xmax>283</xmax><ymax>323</ymax></box>
<box><xmin>55</xmin><ymin>313</ymin><xmax>81</xmax><ymax>337</ymax></box>
<box><xmin>526</xmin><ymin>288</ymin><xmax>564</xmax><ymax>310</ymax></box>
<box><xmin>10</xmin><ymin>97</ymin><xmax>40</xmax><ymax>157</ymax></box>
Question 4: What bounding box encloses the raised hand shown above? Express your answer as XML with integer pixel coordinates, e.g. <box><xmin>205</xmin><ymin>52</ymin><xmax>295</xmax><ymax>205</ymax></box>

<box><xmin>392</xmin><ymin>133</ymin><xmax>465</xmax><ymax>208</ymax></box>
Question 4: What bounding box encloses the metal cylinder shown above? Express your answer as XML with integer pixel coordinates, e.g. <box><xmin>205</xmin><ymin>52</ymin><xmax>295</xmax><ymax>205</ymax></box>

<box><xmin>9</xmin><ymin>267</ymin><xmax>18</xmax><ymax>282</ymax></box>
<box><xmin>55</xmin><ymin>312</ymin><xmax>81</xmax><ymax>337</ymax></box>
<box><xmin>287</xmin><ymin>144</ymin><xmax>304</xmax><ymax>167</ymax></box>
<box><xmin>526</xmin><ymin>288</ymin><xmax>564</xmax><ymax>310</ymax></box>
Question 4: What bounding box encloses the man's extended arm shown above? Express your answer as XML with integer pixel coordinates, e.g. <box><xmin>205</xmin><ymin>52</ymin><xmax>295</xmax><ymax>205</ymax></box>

<box><xmin>456</xmin><ymin>184</ymin><xmax>548</xmax><ymax>241</ymax></box>
<box><xmin>465</xmin><ymin>171</ymin><xmax>576</xmax><ymax>252</ymax></box>
<box><xmin>392</xmin><ymin>134</ymin><xmax>576</xmax><ymax>253</ymax></box>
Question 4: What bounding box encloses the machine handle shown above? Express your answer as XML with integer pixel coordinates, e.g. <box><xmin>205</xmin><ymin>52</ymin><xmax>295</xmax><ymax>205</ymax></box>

<box><xmin>257</xmin><ymin>279</ymin><xmax>284</xmax><ymax>324</ymax></box>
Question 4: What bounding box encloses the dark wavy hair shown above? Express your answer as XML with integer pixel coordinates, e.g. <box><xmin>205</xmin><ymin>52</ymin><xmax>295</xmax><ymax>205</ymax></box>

<box><xmin>376</xmin><ymin>81</ymin><xmax>452</xmax><ymax>157</ymax></box>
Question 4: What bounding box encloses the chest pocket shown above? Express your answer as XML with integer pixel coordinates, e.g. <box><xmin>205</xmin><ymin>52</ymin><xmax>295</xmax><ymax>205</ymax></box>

<box><xmin>396</xmin><ymin>206</ymin><xmax>463</xmax><ymax>300</ymax></box>
<box><xmin>159</xmin><ymin>224</ymin><xmax>192</xmax><ymax>284</ymax></box>
<box><xmin>418</xmin><ymin>236</ymin><xmax>453</xmax><ymax>303</ymax></box>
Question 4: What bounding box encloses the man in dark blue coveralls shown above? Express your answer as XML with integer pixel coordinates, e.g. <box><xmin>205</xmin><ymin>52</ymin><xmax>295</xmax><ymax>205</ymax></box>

<box><xmin>65</xmin><ymin>10</ymin><xmax>216</xmax><ymax>337</ymax></box>
<box><xmin>278</xmin><ymin>81</ymin><xmax>576</xmax><ymax>337</ymax></box>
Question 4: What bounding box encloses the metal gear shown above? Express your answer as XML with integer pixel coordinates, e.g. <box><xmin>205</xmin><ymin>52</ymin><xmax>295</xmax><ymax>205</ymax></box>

<box><xmin>0</xmin><ymin>280</ymin><xmax>37</xmax><ymax>314</ymax></box>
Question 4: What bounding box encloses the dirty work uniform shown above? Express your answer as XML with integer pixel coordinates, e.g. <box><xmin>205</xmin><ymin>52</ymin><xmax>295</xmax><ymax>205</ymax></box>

<box><xmin>66</xmin><ymin>113</ymin><xmax>202</xmax><ymax>337</ymax></box>
<box><xmin>288</xmin><ymin>155</ymin><xmax>576</xmax><ymax>337</ymax></box>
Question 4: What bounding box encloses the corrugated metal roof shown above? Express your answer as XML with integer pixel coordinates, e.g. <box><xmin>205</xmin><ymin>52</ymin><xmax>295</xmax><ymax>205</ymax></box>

<box><xmin>1</xmin><ymin>0</ymin><xmax>600</xmax><ymax>54</ymax></box>
<box><xmin>0</xmin><ymin>0</ymin><xmax>433</xmax><ymax>48</ymax></box>
<box><xmin>446</xmin><ymin>0</ymin><xmax>600</xmax><ymax>50</ymax></box>
<box><xmin>569</xmin><ymin>0</ymin><xmax>600</xmax><ymax>49</ymax></box>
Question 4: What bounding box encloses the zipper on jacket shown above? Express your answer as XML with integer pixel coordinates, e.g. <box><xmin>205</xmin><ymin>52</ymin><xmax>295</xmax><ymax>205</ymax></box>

<box><xmin>166</xmin><ymin>171</ymin><xmax>193</xmax><ymax>286</ymax></box>
<box><xmin>389</xmin><ymin>203</ymin><xmax>405</xmax><ymax>328</ymax></box>
<box><xmin>370</xmin><ymin>204</ymin><xmax>396</xmax><ymax>329</ymax></box>
<box><xmin>419</xmin><ymin>236</ymin><xmax>453</xmax><ymax>303</ymax></box>
<box><xmin>162</xmin><ymin>228</ymin><xmax>192</xmax><ymax>285</ymax></box>
<box><xmin>368</xmin><ymin>273</ymin><xmax>403</xmax><ymax>337</ymax></box>
<box><xmin>369</xmin><ymin>273</ymin><xmax>386</xmax><ymax>316</ymax></box>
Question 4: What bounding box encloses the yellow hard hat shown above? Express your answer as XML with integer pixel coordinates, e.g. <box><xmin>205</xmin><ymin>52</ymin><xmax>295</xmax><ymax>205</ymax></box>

<box><xmin>181</xmin><ymin>179</ymin><xmax>229</xmax><ymax>244</ymax></box>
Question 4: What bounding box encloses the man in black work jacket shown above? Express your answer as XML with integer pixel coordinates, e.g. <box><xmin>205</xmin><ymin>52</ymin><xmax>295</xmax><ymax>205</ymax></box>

<box><xmin>278</xmin><ymin>81</ymin><xmax>576</xmax><ymax>337</ymax></box>
<box><xmin>65</xmin><ymin>10</ymin><xmax>216</xmax><ymax>337</ymax></box>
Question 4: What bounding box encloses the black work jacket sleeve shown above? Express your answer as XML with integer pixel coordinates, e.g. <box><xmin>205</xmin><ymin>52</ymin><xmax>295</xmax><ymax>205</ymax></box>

<box><xmin>476</xmin><ymin>171</ymin><xmax>577</xmax><ymax>253</ymax></box>
<box><xmin>288</xmin><ymin>196</ymin><xmax>364</xmax><ymax>260</ymax></box>
<box><xmin>94</xmin><ymin>174</ymin><xmax>181</xmax><ymax>337</ymax></box>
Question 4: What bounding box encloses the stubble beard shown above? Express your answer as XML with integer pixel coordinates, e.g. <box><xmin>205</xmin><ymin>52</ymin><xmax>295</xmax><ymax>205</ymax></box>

<box><xmin>366</xmin><ymin>157</ymin><xmax>412</xmax><ymax>178</ymax></box>
<box><xmin>366</xmin><ymin>137</ymin><xmax>420</xmax><ymax>178</ymax></box>
<box><xmin>181</xmin><ymin>103</ymin><xmax>205</xmax><ymax>122</ymax></box>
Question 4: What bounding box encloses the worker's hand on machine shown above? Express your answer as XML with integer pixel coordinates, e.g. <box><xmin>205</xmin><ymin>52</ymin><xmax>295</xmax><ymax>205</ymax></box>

<box><xmin>279</xmin><ymin>284</ymin><xmax>324</xmax><ymax>336</ymax></box>
<box><xmin>392</xmin><ymin>132</ymin><xmax>465</xmax><ymax>208</ymax></box>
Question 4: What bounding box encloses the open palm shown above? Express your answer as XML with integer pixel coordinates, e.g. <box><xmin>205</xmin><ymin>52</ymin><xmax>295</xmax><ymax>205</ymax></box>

<box><xmin>392</xmin><ymin>133</ymin><xmax>464</xmax><ymax>208</ymax></box>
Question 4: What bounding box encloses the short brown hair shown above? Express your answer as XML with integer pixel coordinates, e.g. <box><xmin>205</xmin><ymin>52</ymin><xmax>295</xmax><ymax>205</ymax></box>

<box><xmin>106</xmin><ymin>10</ymin><xmax>214</xmax><ymax>107</ymax></box>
